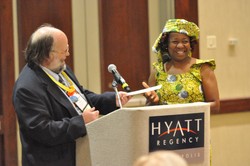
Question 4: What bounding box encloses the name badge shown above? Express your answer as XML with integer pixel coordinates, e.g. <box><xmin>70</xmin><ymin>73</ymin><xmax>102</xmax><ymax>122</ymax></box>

<box><xmin>70</xmin><ymin>93</ymin><xmax>91</xmax><ymax>112</ymax></box>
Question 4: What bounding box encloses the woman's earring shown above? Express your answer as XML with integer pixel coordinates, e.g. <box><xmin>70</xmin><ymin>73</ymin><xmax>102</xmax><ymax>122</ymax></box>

<box><xmin>162</xmin><ymin>52</ymin><xmax>171</xmax><ymax>63</ymax></box>
<box><xmin>188</xmin><ymin>51</ymin><xmax>192</xmax><ymax>57</ymax></box>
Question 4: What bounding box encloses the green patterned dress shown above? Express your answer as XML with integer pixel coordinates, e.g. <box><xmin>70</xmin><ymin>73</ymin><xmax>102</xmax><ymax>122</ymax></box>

<box><xmin>153</xmin><ymin>59</ymin><xmax>216</xmax><ymax>105</ymax></box>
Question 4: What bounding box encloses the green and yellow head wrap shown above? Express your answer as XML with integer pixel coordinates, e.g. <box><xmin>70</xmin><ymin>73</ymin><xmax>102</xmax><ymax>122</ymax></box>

<box><xmin>152</xmin><ymin>19</ymin><xmax>200</xmax><ymax>62</ymax></box>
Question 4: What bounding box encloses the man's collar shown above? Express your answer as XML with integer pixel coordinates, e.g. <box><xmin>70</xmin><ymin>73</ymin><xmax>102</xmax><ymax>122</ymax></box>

<box><xmin>40</xmin><ymin>65</ymin><xmax>61</xmax><ymax>81</ymax></box>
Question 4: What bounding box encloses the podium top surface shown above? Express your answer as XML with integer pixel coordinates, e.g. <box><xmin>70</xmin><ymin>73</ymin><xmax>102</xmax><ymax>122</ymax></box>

<box><xmin>121</xmin><ymin>102</ymin><xmax>210</xmax><ymax>111</ymax></box>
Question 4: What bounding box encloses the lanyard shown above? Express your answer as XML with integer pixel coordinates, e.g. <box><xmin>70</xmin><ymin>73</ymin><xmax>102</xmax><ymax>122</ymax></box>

<box><xmin>45</xmin><ymin>71</ymin><xmax>76</xmax><ymax>96</ymax></box>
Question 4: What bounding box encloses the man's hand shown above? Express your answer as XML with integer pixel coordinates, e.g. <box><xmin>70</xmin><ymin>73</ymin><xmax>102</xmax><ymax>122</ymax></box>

<box><xmin>82</xmin><ymin>107</ymin><xmax>99</xmax><ymax>124</ymax></box>
<box><xmin>116</xmin><ymin>92</ymin><xmax>132</xmax><ymax>107</ymax></box>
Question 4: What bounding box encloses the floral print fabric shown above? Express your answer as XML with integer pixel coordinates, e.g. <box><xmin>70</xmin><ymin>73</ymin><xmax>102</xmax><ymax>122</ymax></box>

<box><xmin>153</xmin><ymin>59</ymin><xmax>216</xmax><ymax>105</ymax></box>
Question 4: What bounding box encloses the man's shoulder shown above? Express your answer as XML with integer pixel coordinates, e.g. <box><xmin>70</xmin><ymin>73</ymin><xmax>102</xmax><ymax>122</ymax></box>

<box><xmin>15</xmin><ymin>65</ymin><xmax>47</xmax><ymax>90</ymax></box>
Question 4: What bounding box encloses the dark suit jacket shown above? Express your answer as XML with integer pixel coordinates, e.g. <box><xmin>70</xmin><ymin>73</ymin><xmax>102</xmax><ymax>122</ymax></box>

<box><xmin>12</xmin><ymin>64</ymin><xmax>117</xmax><ymax>166</ymax></box>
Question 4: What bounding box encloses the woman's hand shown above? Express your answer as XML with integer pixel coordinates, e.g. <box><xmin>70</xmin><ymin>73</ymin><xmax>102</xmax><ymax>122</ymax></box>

<box><xmin>142</xmin><ymin>82</ymin><xmax>159</xmax><ymax>104</ymax></box>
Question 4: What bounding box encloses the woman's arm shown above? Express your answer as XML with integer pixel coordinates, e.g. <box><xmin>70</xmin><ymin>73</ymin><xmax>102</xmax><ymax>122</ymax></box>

<box><xmin>201</xmin><ymin>63</ymin><xmax>220</xmax><ymax>113</ymax></box>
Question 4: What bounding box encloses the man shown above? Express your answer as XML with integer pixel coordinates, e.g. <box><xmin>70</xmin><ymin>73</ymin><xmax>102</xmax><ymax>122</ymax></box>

<box><xmin>12</xmin><ymin>24</ymin><xmax>130</xmax><ymax>166</ymax></box>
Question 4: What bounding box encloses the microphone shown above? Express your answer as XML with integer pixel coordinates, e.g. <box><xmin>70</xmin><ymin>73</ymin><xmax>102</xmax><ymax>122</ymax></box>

<box><xmin>108</xmin><ymin>64</ymin><xmax>131</xmax><ymax>92</ymax></box>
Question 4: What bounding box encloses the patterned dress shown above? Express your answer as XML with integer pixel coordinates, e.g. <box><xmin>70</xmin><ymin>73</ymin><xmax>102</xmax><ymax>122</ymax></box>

<box><xmin>153</xmin><ymin>59</ymin><xmax>216</xmax><ymax>105</ymax></box>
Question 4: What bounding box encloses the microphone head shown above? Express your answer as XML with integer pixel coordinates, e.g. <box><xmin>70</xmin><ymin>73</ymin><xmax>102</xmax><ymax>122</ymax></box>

<box><xmin>108</xmin><ymin>64</ymin><xmax>117</xmax><ymax>73</ymax></box>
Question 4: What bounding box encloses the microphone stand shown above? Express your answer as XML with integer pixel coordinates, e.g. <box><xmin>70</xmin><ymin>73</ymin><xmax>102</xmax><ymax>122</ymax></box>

<box><xmin>112</xmin><ymin>80</ymin><xmax>122</xmax><ymax>108</ymax></box>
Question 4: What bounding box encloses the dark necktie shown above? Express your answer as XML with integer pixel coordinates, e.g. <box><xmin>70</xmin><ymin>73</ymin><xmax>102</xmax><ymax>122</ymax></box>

<box><xmin>58</xmin><ymin>75</ymin><xmax>66</xmax><ymax>85</ymax></box>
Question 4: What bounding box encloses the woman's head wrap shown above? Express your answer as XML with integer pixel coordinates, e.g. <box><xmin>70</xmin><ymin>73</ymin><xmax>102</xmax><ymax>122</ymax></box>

<box><xmin>152</xmin><ymin>19</ymin><xmax>200</xmax><ymax>62</ymax></box>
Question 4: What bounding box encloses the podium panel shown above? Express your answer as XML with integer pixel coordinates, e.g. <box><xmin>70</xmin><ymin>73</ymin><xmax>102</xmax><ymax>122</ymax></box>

<box><xmin>76</xmin><ymin>102</ymin><xmax>210</xmax><ymax>166</ymax></box>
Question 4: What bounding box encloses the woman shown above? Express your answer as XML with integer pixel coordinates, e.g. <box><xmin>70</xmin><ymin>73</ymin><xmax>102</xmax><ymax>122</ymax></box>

<box><xmin>143</xmin><ymin>19</ymin><xmax>220</xmax><ymax>113</ymax></box>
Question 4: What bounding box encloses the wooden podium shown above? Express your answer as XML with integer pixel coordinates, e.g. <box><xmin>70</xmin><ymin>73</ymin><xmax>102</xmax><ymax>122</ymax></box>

<box><xmin>76</xmin><ymin>102</ymin><xmax>210</xmax><ymax>166</ymax></box>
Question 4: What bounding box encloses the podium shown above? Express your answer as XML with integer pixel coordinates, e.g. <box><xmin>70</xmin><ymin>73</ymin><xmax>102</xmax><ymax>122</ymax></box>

<box><xmin>76</xmin><ymin>102</ymin><xmax>210</xmax><ymax>166</ymax></box>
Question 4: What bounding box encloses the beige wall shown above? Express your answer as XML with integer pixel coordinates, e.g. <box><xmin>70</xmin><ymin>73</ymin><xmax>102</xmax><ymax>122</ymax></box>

<box><xmin>199</xmin><ymin>0</ymin><xmax>250</xmax><ymax>99</ymax></box>
<box><xmin>13</xmin><ymin>0</ymin><xmax>250</xmax><ymax>165</ymax></box>
<box><xmin>211</xmin><ymin>112</ymin><xmax>250</xmax><ymax>166</ymax></box>
<box><xmin>198</xmin><ymin>0</ymin><xmax>250</xmax><ymax>165</ymax></box>
<box><xmin>72</xmin><ymin>0</ymin><xmax>102</xmax><ymax>93</ymax></box>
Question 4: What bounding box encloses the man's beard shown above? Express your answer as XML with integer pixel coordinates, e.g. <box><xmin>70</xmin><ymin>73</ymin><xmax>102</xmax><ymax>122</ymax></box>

<box><xmin>53</xmin><ymin>64</ymin><xmax>66</xmax><ymax>74</ymax></box>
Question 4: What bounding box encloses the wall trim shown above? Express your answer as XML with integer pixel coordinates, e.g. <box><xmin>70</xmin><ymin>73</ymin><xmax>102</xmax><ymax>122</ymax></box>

<box><xmin>218</xmin><ymin>98</ymin><xmax>250</xmax><ymax>114</ymax></box>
